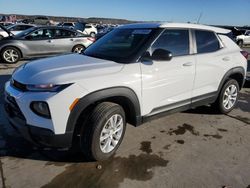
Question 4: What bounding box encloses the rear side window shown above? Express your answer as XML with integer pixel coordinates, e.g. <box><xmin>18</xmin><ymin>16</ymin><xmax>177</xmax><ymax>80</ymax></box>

<box><xmin>151</xmin><ymin>29</ymin><xmax>189</xmax><ymax>56</ymax></box>
<box><xmin>195</xmin><ymin>30</ymin><xmax>220</xmax><ymax>53</ymax></box>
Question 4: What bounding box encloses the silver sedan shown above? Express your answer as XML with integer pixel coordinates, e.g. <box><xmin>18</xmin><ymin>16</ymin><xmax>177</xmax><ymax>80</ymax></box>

<box><xmin>0</xmin><ymin>26</ymin><xmax>95</xmax><ymax>63</ymax></box>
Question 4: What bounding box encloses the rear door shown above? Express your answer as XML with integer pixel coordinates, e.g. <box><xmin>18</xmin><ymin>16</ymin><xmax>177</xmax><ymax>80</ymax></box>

<box><xmin>52</xmin><ymin>29</ymin><xmax>79</xmax><ymax>53</ymax></box>
<box><xmin>141</xmin><ymin>29</ymin><xmax>196</xmax><ymax>115</ymax></box>
<box><xmin>192</xmin><ymin>30</ymin><xmax>234</xmax><ymax>98</ymax></box>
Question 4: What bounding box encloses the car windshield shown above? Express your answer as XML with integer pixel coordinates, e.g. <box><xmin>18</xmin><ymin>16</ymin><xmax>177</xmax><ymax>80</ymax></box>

<box><xmin>14</xmin><ymin>27</ymin><xmax>37</xmax><ymax>38</ymax></box>
<box><xmin>84</xmin><ymin>28</ymin><xmax>155</xmax><ymax>63</ymax></box>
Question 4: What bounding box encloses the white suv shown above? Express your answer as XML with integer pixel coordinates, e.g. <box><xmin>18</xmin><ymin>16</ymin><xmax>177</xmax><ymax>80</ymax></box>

<box><xmin>4</xmin><ymin>23</ymin><xmax>248</xmax><ymax>161</ymax></box>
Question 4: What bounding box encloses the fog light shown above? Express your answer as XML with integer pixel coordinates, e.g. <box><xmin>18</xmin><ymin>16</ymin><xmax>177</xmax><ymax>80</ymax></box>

<box><xmin>30</xmin><ymin>101</ymin><xmax>51</xmax><ymax>119</ymax></box>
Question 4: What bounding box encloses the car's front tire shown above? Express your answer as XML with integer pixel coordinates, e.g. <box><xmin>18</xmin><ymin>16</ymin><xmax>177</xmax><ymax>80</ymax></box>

<box><xmin>214</xmin><ymin>79</ymin><xmax>239</xmax><ymax>114</ymax></box>
<box><xmin>1</xmin><ymin>47</ymin><xmax>21</xmax><ymax>64</ymax></box>
<box><xmin>80</xmin><ymin>102</ymin><xmax>126</xmax><ymax>161</ymax></box>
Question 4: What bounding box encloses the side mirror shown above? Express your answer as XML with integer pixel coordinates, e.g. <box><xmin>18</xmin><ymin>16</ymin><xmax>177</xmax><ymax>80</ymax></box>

<box><xmin>151</xmin><ymin>49</ymin><xmax>173</xmax><ymax>61</ymax></box>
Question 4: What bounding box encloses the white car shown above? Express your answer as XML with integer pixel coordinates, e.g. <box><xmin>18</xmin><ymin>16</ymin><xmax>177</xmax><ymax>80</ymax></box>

<box><xmin>4</xmin><ymin>23</ymin><xmax>248</xmax><ymax>161</ymax></box>
<box><xmin>0</xmin><ymin>24</ymin><xmax>35</xmax><ymax>39</ymax></box>
<box><xmin>60</xmin><ymin>22</ymin><xmax>97</xmax><ymax>37</ymax></box>
<box><xmin>82</xmin><ymin>24</ymin><xmax>97</xmax><ymax>37</ymax></box>
<box><xmin>236</xmin><ymin>30</ymin><xmax>250</xmax><ymax>47</ymax></box>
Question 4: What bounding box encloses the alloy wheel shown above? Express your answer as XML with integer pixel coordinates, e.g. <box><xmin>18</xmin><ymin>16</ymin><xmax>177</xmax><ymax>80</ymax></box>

<box><xmin>222</xmin><ymin>84</ymin><xmax>238</xmax><ymax>110</ymax></box>
<box><xmin>99</xmin><ymin>114</ymin><xmax>124</xmax><ymax>153</ymax></box>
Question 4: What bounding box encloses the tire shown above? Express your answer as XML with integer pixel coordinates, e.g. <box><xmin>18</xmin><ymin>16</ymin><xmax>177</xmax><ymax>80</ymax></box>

<box><xmin>72</xmin><ymin>45</ymin><xmax>86</xmax><ymax>54</ymax></box>
<box><xmin>1</xmin><ymin>47</ymin><xmax>21</xmax><ymax>64</ymax></box>
<box><xmin>213</xmin><ymin>79</ymin><xmax>239</xmax><ymax>114</ymax></box>
<box><xmin>90</xmin><ymin>32</ymin><xmax>96</xmax><ymax>37</ymax></box>
<box><xmin>237</xmin><ymin>40</ymin><xmax>243</xmax><ymax>47</ymax></box>
<box><xmin>80</xmin><ymin>102</ymin><xmax>126</xmax><ymax>161</ymax></box>
<box><xmin>0</xmin><ymin>35</ymin><xmax>3</xmax><ymax>40</ymax></box>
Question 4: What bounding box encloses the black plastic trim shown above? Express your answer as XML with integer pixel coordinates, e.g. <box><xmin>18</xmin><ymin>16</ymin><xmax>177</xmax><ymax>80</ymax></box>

<box><xmin>66</xmin><ymin>87</ymin><xmax>142</xmax><ymax>133</ymax></box>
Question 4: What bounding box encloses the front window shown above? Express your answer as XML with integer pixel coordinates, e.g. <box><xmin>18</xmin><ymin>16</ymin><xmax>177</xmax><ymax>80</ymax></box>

<box><xmin>84</xmin><ymin>28</ymin><xmax>156</xmax><ymax>63</ymax></box>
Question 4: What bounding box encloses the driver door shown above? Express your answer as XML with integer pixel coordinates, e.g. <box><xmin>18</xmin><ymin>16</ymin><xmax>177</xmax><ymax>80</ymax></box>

<box><xmin>140</xmin><ymin>29</ymin><xmax>196</xmax><ymax>115</ymax></box>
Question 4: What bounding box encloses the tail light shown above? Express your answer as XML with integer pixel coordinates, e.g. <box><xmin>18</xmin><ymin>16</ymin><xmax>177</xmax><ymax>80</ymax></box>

<box><xmin>87</xmin><ymin>37</ymin><xmax>95</xmax><ymax>42</ymax></box>
<box><xmin>241</xmin><ymin>51</ymin><xmax>249</xmax><ymax>59</ymax></box>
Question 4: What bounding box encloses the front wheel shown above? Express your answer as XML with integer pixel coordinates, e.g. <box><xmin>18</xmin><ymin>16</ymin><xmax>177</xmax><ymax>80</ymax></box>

<box><xmin>1</xmin><ymin>47</ymin><xmax>21</xmax><ymax>64</ymax></box>
<box><xmin>213</xmin><ymin>79</ymin><xmax>239</xmax><ymax>114</ymax></box>
<box><xmin>80</xmin><ymin>102</ymin><xmax>126</xmax><ymax>161</ymax></box>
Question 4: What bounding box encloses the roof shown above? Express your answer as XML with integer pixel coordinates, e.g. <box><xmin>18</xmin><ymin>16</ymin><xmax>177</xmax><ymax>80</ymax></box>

<box><xmin>119</xmin><ymin>22</ymin><xmax>231</xmax><ymax>34</ymax></box>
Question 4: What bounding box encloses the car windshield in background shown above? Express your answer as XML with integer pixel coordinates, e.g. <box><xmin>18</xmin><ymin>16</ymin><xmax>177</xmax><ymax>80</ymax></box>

<box><xmin>84</xmin><ymin>28</ymin><xmax>154</xmax><ymax>63</ymax></box>
<box><xmin>14</xmin><ymin>27</ymin><xmax>37</xmax><ymax>38</ymax></box>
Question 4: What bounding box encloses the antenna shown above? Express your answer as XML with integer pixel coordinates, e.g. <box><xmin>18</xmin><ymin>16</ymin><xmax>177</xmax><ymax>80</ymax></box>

<box><xmin>197</xmin><ymin>12</ymin><xmax>203</xmax><ymax>24</ymax></box>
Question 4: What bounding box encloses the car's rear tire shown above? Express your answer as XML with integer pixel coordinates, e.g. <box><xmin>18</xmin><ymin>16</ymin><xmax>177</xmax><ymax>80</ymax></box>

<box><xmin>80</xmin><ymin>102</ymin><xmax>126</xmax><ymax>161</ymax></box>
<box><xmin>1</xmin><ymin>47</ymin><xmax>21</xmax><ymax>64</ymax></box>
<box><xmin>237</xmin><ymin>40</ymin><xmax>243</xmax><ymax>47</ymax></box>
<box><xmin>72</xmin><ymin>45</ymin><xmax>86</xmax><ymax>54</ymax></box>
<box><xmin>213</xmin><ymin>79</ymin><xmax>239</xmax><ymax>114</ymax></box>
<box><xmin>90</xmin><ymin>32</ymin><xmax>96</xmax><ymax>37</ymax></box>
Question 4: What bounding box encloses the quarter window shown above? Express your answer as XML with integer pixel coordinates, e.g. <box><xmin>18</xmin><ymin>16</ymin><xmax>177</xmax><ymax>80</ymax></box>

<box><xmin>151</xmin><ymin>29</ymin><xmax>190</xmax><ymax>56</ymax></box>
<box><xmin>195</xmin><ymin>30</ymin><xmax>220</xmax><ymax>53</ymax></box>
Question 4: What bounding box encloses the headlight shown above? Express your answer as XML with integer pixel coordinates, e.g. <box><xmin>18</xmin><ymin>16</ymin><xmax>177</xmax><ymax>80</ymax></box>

<box><xmin>26</xmin><ymin>83</ymin><xmax>72</xmax><ymax>92</ymax></box>
<box><xmin>30</xmin><ymin>101</ymin><xmax>51</xmax><ymax>118</ymax></box>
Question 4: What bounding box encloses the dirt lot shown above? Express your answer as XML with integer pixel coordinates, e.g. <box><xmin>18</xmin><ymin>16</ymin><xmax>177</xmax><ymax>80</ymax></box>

<box><xmin>0</xmin><ymin>49</ymin><xmax>250</xmax><ymax>188</ymax></box>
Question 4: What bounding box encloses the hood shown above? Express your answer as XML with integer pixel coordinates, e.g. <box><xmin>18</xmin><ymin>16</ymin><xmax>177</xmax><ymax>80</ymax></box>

<box><xmin>12</xmin><ymin>54</ymin><xmax>124</xmax><ymax>85</ymax></box>
<box><xmin>0</xmin><ymin>25</ymin><xmax>13</xmax><ymax>36</ymax></box>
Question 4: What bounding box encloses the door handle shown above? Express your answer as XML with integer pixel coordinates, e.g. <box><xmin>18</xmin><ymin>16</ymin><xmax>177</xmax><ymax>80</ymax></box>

<box><xmin>70</xmin><ymin>38</ymin><xmax>74</xmax><ymax>41</ymax></box>
<box><xmin>48</xmin><ymin>40</ymin><xmax>53</xmax><ymax>43</ymax></box>
<box><xmin>222</xmin><ymin>57</ymin><xmax>230</xmax><ymax>61</ymax></box>
<box><xmin>183</xmin><ymin>62</ymin><xmax>193</xmax><ymax>67</ymax></box>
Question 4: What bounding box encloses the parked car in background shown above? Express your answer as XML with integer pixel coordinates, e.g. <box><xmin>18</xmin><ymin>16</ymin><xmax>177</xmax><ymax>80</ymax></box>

<box><xmin>0</xmin><ymin>24</ymin><xmax>35</xmax><ymax>39</ymax></box>
<box><xmin>82</xmin><ymin>24</ymin><xmax>97</xmax><ymax>37</ymax></box>
<box><xmin>236</xmin><ymin>30</ymin><xmax>250</xmax><ymax>47</ymax></box>
<box><xmin>0</xmin><ymin>25</ymin><xmax>95</xmax><ymax>63</ymax></box>
<box><xmin>4</xmin><ymin>23</ymin><xmax>248</xmax><ymax>161</ymax></box>
<box><xmin>31</xmin><ymin>16</ymin><xmax>52</xmax><ymax>25</ymax></box>
<box><xmin>0</xmin><ymin>22</ymin><xmax>14</xmax><ymax>27</ymax></box>
<box><xmin>59</xmin><ymin>22</ymin><xmax>76</xmax><ymax>29</ymax></box>
<box><xmin>60</xmin><ymin>22</ymin><xmax>97</xmax><ymax>37</ymax></box>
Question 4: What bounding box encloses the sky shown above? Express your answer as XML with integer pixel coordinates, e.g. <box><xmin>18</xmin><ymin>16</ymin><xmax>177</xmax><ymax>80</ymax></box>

<box><xmin>0</xmin><ymin>0</ymin><xmax>250</xmax><ymax>26</ymax></box>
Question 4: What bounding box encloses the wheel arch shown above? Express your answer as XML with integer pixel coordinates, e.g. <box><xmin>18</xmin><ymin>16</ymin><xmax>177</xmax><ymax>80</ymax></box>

<box><xmin>66</xmin><ymin>87</ymin><xmax>142</xmax><ymax>136</ymax></box>
<box><xmin>218</xmin><ymin>66</ymin><xmax>245</xmax><ymax>93</ymax></box>
<box><xmin>1</xmin><ymin>45</ymin><xmax>23</xmax><ymax>58</ymax></box>
<box><xmin>72</xmin><ymin>44</ymin><xmax>86</xmax><ymax>52</ymax></box>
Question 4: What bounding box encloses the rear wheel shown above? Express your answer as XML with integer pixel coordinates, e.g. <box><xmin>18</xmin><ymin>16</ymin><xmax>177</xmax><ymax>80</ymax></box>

<box><xmin>1</xmin><ymin>47</ymin><xmax>21</xmax><ymax>64</ymax></box>
<box><xmin>213</xmin><ymin>79</ymin><xmax>239</xmax><ymax>114</ymax></box>
<box><xmin>80</xmin><ymin>102</ymin><xmax>126</xmax><ymax>161</ymax></box>
<box><xmin>237</xmin><ymin>40</ymin><xmax>243</xmax><ymax>47</ymax></box>
<box><xmin>0</xmin><ymin>35</ymin><xmax>3</xmax><ymax>40</ymax></box>
<box><xmin>90</xmin><ymin>32</ymin><xmax>96</xmax><ymax>37</ymax></box>
<box><xmin>72</xmin><ymin>45</ymin><xmax>86</xmax><ymax>54</ymax></box>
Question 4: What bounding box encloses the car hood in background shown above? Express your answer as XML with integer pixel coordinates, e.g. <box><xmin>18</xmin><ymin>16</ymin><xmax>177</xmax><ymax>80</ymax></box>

<box><xmin>12</xmin><ymin>54</ymin><xmax>124</xmax><ymax>85</ymax></box>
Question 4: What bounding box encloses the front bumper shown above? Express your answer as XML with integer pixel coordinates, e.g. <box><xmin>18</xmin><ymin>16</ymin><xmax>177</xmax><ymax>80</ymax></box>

<box><xmin>4</xmin><ymin>91</ymin><xmax>73</xmax><ymax>148</ymax></box>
